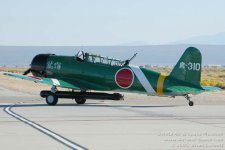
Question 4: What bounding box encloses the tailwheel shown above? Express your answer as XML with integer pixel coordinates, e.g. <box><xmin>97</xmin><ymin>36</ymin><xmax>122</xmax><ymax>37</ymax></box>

<box><xmin>188</xmin><ymin>101</ymin><xmax>194</xmax><ymax>106</ymax></box>
<box><xmin>75</xmin><ymin>97</ymin><xmax>86</xmax><ymax>104</ymax></box>
<box><xmin>46</xmin><ymin>93</ymin><xmax>58</xmax><ymax>105</ymax></box>
<box><xmin>185</xmin><ymin>94</ymin><xmax>194</xmax><ymax>107</ymax></box>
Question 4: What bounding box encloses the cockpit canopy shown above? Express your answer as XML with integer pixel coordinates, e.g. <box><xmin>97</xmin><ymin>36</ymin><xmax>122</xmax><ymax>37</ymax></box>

<box><xmin>76</xmin><ymin>51</ymin><xmax>125</xmax><ymax>66</ymax></box>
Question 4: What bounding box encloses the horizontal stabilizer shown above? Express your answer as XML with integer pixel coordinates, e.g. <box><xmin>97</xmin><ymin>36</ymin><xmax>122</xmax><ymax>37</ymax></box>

<box><xmin>202</xmin><ymin>86</ymin><xmax>221</xmax><ymax>91</ymax></box>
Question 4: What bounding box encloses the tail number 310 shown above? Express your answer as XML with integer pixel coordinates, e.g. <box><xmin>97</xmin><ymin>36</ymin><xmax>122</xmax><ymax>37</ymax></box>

<box><xmin>187</xmin><ymin>62</ymin><xmax>201</xmax><ymax>71</ymax></box>
<box><xmin>179</xmin><ymin>62</ymin><xmax>201</xmax><ymax>71</ymax></box>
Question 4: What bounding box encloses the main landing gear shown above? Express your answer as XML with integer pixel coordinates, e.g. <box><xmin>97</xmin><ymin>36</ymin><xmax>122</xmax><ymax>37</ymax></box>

<box><xmin>185</xmin><ymin>94</ymin><xmax>194</xmax><ymax>106</ymax></box>
<box><xmin>45</xmin><ymin>86</ymin><xmax>58</xmax><ymax>105</ymax></box>
<box><xmin>46</xmin><ymin>93</ymin><xmax>58</xmax><ymax>105</ymax></box>
<box><xmin>73</xmin><ymin>90</ymin><xmax>86</xmax><ymax>104</ymax></box>
<box><xmin>74</xmin><ymin>97</ymin><xmax>86</xmax><ymax>104</ymax></box>
<box><xmin>41</xmin><ymin>86</ymin><xmax>123</xmax><ymax>106</ymax></box>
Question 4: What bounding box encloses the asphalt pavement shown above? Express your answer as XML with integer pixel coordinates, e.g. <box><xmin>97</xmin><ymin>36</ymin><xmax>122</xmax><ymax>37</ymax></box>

<box><xmin>0</xmin><ymin>86</ymin><xmax>225</xmax><ymax>150</ymax></box>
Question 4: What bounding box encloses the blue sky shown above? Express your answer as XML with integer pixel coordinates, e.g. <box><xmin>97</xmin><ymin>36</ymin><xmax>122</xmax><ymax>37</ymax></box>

<box><xmin>1</xmin><ymin>0</ymin><xmax>225</xmax><ymax>46</ymax></box>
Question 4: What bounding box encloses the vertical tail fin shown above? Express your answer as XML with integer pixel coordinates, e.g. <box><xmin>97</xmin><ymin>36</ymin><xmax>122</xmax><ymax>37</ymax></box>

<box><xmin>169</xmin><ymin>47</ymin><xmax>202</xmax><ymax>87</ymax></box>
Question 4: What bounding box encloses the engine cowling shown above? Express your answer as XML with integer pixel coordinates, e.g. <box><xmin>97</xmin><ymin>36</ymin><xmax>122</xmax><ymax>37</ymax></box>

<box><xmin>31</xmin><ymin>54</ymin><xmax>54</xmax><ymax>77</ymax></box>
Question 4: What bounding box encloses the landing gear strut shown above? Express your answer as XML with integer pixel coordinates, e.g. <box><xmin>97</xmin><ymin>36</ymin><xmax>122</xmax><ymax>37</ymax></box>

<box><xmin>51</xmin><ymin>85</ymin><xmax>57</xmax><ymax>93</ymax></box>
<box><xmin>185</xmin><ymin>94</ymin><xmax>194</xmax><ymax>106</ymax></box>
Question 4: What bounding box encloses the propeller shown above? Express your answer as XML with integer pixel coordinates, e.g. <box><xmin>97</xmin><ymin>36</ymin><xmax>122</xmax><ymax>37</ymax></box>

<box><xmin>23</xmin><ymin>68</ymin><xmax>46</xmax><ymax>77</ymax></box>
<box><xmin>23</xmin><ymin>68</ymin><xmax>31</xmax><ymax>75</ymax></box>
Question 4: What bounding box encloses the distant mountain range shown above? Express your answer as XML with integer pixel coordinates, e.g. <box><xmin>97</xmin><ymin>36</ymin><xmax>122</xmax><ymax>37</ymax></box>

<box><xmin>1</xmin><ymin>33</ymin><xmax>225</xmax><ymax>66</ymax></box>
<box><xmin>117</xmin><ymin>41</ymin><xmax>150</xmax><ymax>46</ymax></box>
<box><xmin>171</xmin><ymin>32</ymin><xmax>225</xmax><ymax>45</ymax></box>
<box><xmin>116</xmin><ymin>32</ymin><xmax>225</xmax><ymax>46</ymax></box>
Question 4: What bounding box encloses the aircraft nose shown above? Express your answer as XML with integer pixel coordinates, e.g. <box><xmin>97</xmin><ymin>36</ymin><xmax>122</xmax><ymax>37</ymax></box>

<box><xmin>30</xmin><ymin>54</ymin><xmax>53</xmax><ymax>77</ymax></box>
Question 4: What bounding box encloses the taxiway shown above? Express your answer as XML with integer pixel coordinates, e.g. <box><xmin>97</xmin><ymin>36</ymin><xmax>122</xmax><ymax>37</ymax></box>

<box><xmin>0</xmin><ymin>85</ymin><xmax>225</xmax><ymax>150</ymax></box>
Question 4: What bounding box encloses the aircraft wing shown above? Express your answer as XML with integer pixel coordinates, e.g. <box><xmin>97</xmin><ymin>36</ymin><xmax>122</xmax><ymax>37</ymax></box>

<box><xmin>3</xmin><ymin>73</ymin><xmax>81</xmax><ymax>90</ymax></box>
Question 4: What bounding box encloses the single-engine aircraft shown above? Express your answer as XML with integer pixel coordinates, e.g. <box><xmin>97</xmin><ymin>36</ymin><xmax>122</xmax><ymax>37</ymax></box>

<box><xmin>4</xmin><ymin>47</ymin><xmax>219</xmax><ymax>106</ymax></box>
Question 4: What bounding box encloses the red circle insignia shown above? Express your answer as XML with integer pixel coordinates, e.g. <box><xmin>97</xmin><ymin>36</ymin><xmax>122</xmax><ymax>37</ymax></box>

<box><xmin>115</xmin><ymin>68</ymin><xmax>134</xmax><ymax>88</ymax></box>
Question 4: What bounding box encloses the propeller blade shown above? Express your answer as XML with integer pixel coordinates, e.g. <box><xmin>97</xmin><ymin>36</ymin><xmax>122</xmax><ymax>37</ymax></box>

<box><xmin>23</xmin><ymin>69</ymin><xmax>31</xmax><ymax>75</ymax></box>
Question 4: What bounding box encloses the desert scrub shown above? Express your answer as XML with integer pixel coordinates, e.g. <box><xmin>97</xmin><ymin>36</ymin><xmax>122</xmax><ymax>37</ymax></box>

<box><xmin>0</xmin><ymin>67</ymin><xmax>27</xmax><ymax>73</ymax></box>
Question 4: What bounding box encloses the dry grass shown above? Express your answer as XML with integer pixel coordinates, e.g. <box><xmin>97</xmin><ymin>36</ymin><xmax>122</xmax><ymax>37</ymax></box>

<box><xmin>201</xmin><ymin>67</ymin><xmax>225</xmax><ymax>89</ymax></box>
<box><xmin>0</xmin><ymin>67</ymin><xmax>27</xmax><ymax>73</ymax></box>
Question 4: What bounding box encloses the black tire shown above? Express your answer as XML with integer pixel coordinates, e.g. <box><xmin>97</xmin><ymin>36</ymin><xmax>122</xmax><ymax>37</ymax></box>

<box><xmin>189</xmin><ymin>101</ymin><xmax>194</xmax><ymax>106</ymax></box>
<box><xmin>46</xmin><ymin>94</ymin><xmax>58</xmax><ymax>105</ymax></box>
<box><xmin>75</xmin><ymin>98</ymin><xmax>86</xmax><ymax>104</ymax></box>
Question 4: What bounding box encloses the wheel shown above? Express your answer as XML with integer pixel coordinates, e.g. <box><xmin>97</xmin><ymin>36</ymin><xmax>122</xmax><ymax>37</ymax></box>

<box><xmin>75</xmin><ymin>98</ymin><xmax>86</xmax><ymax>104</ymax></box>
<box><xmin>188</xmin><ymin>101</ymin><xmax>194</xmax><ymax>106</ymax></box>
<box><xmin>46</xmin><ymin>94</ymin><xmax>58</xmax><ymax>105</ymax></box>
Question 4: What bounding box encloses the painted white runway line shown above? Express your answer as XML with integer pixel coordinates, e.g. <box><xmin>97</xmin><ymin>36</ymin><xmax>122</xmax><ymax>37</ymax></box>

<box><xmin>4</xmin><ymin>105</ymin><xmax>87</xmax><ymax>150</ymax></box>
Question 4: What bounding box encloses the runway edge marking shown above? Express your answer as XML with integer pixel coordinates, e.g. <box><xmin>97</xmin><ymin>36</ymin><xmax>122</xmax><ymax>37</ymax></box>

<box><xmin>4</xmin><ymin>105</ymin><xmax>88</xmax><ymax>150</ymax></box>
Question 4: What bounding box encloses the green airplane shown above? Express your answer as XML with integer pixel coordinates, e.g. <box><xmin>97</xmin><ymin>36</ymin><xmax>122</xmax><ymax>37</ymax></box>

<box><xmin>4</xmin><ymin>47</ymin><xmax>219</xmax><ymax>106</ymax></box>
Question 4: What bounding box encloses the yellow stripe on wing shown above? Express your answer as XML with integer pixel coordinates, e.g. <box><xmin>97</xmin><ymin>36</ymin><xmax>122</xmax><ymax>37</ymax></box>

<box><xmin>157</xmin><ymin>74</ymin><xmax>167</xmax><ymax>96</ymax></box>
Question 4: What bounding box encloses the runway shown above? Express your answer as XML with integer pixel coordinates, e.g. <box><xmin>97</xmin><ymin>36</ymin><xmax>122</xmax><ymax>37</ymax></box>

<box><xmin>0</xmin><ymin>86</ymin><xmax>225</xmax><ymax>150</ymax></box>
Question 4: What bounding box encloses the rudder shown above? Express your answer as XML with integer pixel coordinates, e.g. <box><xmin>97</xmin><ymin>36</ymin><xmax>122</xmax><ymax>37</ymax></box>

<box><xmin>169</xmin><ymin>47</ymin><xmax>202</xmax><ymax>87</ymax></box>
